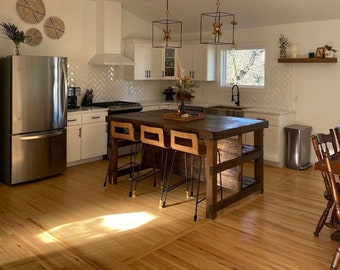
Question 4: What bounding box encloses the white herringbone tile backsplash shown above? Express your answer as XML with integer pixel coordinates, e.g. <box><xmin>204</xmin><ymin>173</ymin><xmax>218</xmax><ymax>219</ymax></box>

<box><xmin>68</xmin><ymin>63</ymin><xmax>294</xmax><ymax>110</ymax></box>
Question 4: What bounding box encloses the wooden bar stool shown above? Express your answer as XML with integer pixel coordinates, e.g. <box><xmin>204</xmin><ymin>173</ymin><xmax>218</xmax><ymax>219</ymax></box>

<box><xmin>131</xmin><ymin>125</ymin><xmax>171</xmax><ymax>197</ymax></box>
<box><xmin>104</xmin><ymin>121</ymin><xmax>140</xmax><ymax>192</ymax></box>
<box><xmin>161</xmin><ymin>130</ymin><xmax>222</xmax><ymax>221</ymax></box>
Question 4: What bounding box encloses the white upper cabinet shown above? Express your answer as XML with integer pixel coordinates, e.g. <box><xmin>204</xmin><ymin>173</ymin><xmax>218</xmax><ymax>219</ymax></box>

<box><xmin>178</xmin><ymin>44</ymin><xmax>216</xmax><ymax>81</ymax></box>
<box><xmin>124</xmin><ymin>40</ymin><xmax>162</xmax><ymax>80</ymax></box>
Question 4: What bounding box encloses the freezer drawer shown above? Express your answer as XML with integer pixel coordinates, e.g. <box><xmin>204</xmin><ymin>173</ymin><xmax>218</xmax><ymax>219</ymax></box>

<box><xmin>9</xmin><ymin>129</ymin><xmax>66</xmax><ymax>184</ymax></box>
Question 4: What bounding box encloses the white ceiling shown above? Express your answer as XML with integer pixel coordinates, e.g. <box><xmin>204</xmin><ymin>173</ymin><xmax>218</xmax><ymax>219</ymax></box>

<box><xmin>114</xmin><ymin>0</ymin><xmax>340</xmax><ymax>33</ymax></box>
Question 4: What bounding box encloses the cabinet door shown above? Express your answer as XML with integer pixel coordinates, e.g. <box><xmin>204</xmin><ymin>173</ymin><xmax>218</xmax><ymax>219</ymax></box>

<box><xmin>178</xmin><ymin>45</ymin><xmax>215</xmax><ymax>81</ymax></box>
<box><xmin>142</xmin><ymin>105</ymin><xmax>160</xmax><ymax>111</ymax></box>
<box><xmin>134</xmin><ymin>44</ymin><xmax>150</xmax><ymax>80</ymax></box>
<box><xmin>244</xmin><ymin>127</ymin><xmax>279</xmax><ymax>162</ymax></box>
<box><xmin>67</xmin><ymin>125</ymin><xmax>81</xmax><ymax>163</ymax></box>
<box><xmin>134</xmin><ymin>44</ymin><xmax>162</xmax><ymax>80</ymax></box>
<box><xmin>263</xmin><ymin>126</ymin><xmax>279</xmax><ymax>162</ymax></box>
<box><xmin>81</xmin><ymin>122</ymin><xmax>107</xmax><ymax>159</ymax></box>
<box><xmin>149</xmin><ymin>48</ymin><xmax>162</xmax><ymax>79</ymax></box>
<box><xmin>192</xmin><ymin>45</ymin><xmax>215</xmax><ymax>81</ymax></box>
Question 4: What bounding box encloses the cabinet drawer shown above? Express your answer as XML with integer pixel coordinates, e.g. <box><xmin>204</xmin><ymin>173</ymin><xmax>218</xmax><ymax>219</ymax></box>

<box><xmin>244</xmin><ymin>112</ymin><xmax>279</xmax><ymax>126</ymax></box>
<box><xmin>67</xmin><ymin>114</ymin><xmax>81</xmax><ymax>126</ymax></box>
<box><xmin>82</xmin><ymin>112</ymin><xmax>107</xmax><ymax>124</ymax></box>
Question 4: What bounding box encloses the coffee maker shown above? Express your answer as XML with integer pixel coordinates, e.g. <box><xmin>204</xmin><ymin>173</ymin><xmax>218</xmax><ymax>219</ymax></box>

<box><xmin>67</xmin><ymin>87</ymin><xmax>81</xmax><ymax>109</ymax></box>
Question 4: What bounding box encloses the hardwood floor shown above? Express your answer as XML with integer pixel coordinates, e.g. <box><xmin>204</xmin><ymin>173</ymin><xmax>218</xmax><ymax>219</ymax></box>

<box><xmin>0</xmin><ymin>158</ymin><xmax>338</xmax><ymax>269</ymax></box>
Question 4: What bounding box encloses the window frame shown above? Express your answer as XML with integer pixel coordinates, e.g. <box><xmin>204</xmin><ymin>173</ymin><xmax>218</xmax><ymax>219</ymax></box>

<box><xmin>218</xmin><ymin>42</ymin><xmax>268</xmax><ymax>90</ymax></box>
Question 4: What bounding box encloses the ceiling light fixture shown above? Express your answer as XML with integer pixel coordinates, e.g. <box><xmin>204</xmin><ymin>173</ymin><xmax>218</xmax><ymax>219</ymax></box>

<box><xmin>152</xmin><ymin>0</ymin><xmax>182</xmax><ymax>48</ymax></box>
<box><xmin>200</xmin><ymin>0</ymin><xmax>236</xmax><ymax>45</ymax></box>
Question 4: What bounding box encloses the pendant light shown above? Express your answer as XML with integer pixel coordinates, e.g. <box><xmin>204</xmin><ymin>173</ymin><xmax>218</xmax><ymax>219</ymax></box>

<box><xmin>152</xmin><ymin>0</ymin><xmax>182</xmax><ymax>48</ymax></box>
<box><xmin>200</xmin><ymin>0</ymin><xmax>236</xmax><ymax>45</ymax></box>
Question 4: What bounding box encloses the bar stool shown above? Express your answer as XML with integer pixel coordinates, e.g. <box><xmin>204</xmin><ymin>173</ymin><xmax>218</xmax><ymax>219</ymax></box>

<box><xmin>104</xmin><ymin>121</ymin><xmax>140</xmax><ymax>192</ymax></box>
<box><xmin>131</xmin><ymin>124</ymin><xmax>171</xmax><ymax>197</ymax></box>
<box><xmin>161</xmin><ymin>129</ymin><xmax>223</xmax><ymax>221</ymax></box>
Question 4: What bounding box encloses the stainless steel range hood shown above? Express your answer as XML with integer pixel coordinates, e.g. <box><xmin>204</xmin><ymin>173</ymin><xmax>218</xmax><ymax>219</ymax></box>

<box><xmin>89</xmin><ymin>0</ymin><xmax>134</xmax><ymax>66</ymax></box>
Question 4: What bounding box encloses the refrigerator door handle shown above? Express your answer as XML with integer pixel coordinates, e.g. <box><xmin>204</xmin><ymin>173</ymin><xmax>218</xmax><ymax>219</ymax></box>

<box><xmin>20</xmin><ymin>130</ymin><xmax>64</xmax><ymax>141</ymax></box>
<box><xmin>62</xmin><ymin>60</ymin><xmax>68</xmax><ymax>122</ymax></box>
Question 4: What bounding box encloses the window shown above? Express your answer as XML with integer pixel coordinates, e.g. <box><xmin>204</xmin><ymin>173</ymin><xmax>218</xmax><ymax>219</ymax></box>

<box><xmin>220</xmin><ymin>48</ymin><xmax>265</xmax><ymax>88</ymax></box>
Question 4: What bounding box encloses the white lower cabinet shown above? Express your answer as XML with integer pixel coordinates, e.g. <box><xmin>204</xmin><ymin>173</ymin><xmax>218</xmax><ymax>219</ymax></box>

<box><xmin>67</xmin><ymin>110</ymin><xmax>108</xmax><ymax>166</ymax></box>
<box><xmin>142</xmin><ymin>103</ymin><xmax>179</xmax><ymax>112</ymax></box>
<box><xmin>243</xmin><ymin>109</ymin><xmax>295</xmax><ymax>167</ymax></box>
<box><xmin>81</xmin><ymin>122</ymin><xmax>107</xmax><ymax>159</ymax></box>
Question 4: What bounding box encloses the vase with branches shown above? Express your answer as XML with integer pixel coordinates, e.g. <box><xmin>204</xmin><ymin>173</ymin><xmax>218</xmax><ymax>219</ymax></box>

<box><xmin>173</xmin><ymin>58</ymin><xmax>198</xmax><ymax>114</ymax></box>
<box><xmin>0</xmin><ymin>22</ymin><xmax>25</xmax><ymax>55</ymax></box>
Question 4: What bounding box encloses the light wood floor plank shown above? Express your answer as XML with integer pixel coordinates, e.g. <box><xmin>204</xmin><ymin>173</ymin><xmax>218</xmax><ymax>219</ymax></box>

<box><xmin>0</xmin><ymin>159</ymin><xmax>338</xmax><ymax>269</ymax></box>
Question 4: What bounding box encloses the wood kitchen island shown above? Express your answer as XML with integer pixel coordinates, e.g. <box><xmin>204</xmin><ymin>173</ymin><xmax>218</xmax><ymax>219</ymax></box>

<box><xmin>107</xmin><ymin>109</ymin><xmax>268</xmax><ymax>219</ymax></box>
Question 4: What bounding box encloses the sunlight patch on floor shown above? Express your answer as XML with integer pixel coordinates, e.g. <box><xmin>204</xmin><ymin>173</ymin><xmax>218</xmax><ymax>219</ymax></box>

<box><xmin>37</xmin><ymin>212</ymin><xmax>156</xmax><ymax>243</ymax></box>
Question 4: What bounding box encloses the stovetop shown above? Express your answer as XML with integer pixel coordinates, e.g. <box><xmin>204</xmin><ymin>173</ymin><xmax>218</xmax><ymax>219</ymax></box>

<box><xmin>92</xmin><ymin>100</ymin><xmax>143</xmax><ymax>113</ymax></box>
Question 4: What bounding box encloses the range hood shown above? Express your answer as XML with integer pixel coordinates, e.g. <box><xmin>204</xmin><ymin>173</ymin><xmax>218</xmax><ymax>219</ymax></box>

<box><xmin>89</xmin><ymin>0</ymin><xmax>134</xmax><ymax>66</ymax></box>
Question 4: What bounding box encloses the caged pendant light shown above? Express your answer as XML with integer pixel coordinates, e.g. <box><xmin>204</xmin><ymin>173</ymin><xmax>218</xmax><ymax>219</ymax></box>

<box><xmin>152</xmin><ymin>0</ymin><xmax>182</xmax><ymax>48</ymax></box>
<box><xmin>200</xmin><ymin>0</ymin><xmax>236</xmax><ymax>45</ymax></box>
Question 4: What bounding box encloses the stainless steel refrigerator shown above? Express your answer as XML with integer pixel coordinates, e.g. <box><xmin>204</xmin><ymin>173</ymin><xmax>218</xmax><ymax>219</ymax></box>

<box><xmin>0</xmin><ymin>55</ymin><xmax>68</xmax><ymax>185</ymax></box>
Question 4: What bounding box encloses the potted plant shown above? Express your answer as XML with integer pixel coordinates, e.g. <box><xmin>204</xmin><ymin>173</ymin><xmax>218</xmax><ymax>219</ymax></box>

<box><xmin>279</xmin><ymin>34</ymin><xmax>290</xmax><ymax>58</ymax></box>
<box><xmin>0</xmin><ymin>22</ymin><xmax>25</xmax><ymax>55</ymax></box>
<box><xmin>324</xmin><ymin>45</ymin><xmax>337</xmax><ymax>58</ymax></box>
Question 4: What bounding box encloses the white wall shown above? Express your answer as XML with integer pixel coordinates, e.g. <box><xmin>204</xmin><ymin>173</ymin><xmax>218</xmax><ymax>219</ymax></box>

<box><xmin>0</xmin><ymin>0</ymin><xmax>96</xmax><ymax>64</ymax></box>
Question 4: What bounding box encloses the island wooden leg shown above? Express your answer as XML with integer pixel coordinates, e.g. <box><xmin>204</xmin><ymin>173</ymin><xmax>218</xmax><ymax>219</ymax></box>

<box><xmin>205</xmin><ymin>139</ymin><xmax>218</xmax><ymax>219</ymax></box>
<box><xmin>253</xmin><ymin>129</ymin><xmax>264</xmax><ymax>193</ymax></box>
<box><xmin>108</xmin><ymin>136</ymin><xmax>119</xmax><ymax>185</ymax></box>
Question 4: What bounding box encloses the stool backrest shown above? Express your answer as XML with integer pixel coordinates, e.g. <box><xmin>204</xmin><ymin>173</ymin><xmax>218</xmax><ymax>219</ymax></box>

<box><xmin>111</xmin><ymin>121</ymin><xmax>139</xmax><ymax>142</ymax></box>
<box><xmin>170</xmin><ymin>130</ymin><xmax>206</xmax><ymax>156</ymax></box>
<box><xmin>140</xmin><ymin>125</ymin><xmax>170</xmax><ymax>149</ymax></box>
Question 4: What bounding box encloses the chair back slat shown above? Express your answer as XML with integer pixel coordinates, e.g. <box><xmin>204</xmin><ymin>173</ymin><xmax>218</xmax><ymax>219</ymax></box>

<box><xmin>325</xmin><ymin>157</ymin><xmax>340</xmax><ymax>218</ymax></box>
<box><xmin>334</xmin><ymin>127</ymin><xmax>340</xmax><ymax>149</ymax></box>
<box><xmin>311</xmin><ymin>130</ymin><xmax>337</xmax><ymax>161</ymax></box>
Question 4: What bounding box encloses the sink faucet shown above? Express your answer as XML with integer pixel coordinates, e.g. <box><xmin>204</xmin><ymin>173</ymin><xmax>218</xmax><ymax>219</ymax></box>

<box><xmin>231</xmin><ymin>85</ymin><xmax>240</xmax><ymax>106</ymax></box>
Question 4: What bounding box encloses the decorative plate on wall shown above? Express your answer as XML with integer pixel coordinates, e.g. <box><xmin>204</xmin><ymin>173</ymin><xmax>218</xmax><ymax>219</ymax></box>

<box><xmin>43</xmin><ymin>16</ymin><xmax>65</xmax><ymax>39</ymax></box>
<box><xmin>25</xmin><ymin>28</ymin><xmax>42</xmax><ymax>46</ymax></box>
<box><xmin>16</xmin><ymin>0</ymin><xmax>46</xmax><ymax>24</ymax></box>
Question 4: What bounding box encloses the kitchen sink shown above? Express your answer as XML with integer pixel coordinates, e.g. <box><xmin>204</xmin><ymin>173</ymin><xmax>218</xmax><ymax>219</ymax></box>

<box><xmin>205</xmin><ymin>105</ymin><xmax>246</xmax><ymax>117</ymax></box>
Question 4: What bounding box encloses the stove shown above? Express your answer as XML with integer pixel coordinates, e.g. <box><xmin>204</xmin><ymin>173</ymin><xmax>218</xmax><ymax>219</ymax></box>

<box><xmin>92</xmin><ymin>101</ymin><xmax>143</xmax><ymax>114</ymax></box>
<box><xmin>92</xmin><ymin>101</ymin><xmax>143</xmax><ymax>158</ymax></box>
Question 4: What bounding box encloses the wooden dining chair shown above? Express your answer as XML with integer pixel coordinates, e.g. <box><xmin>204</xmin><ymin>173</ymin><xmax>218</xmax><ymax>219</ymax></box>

<box><xmin>334</xmin><ymin>127</ymin><xmax>340</xmax><ymax>149</ymax></box>
<box><xmin>311</xmin><ymin>130</ymin><xmax>338</xmax><ymax>236</ymax></box>
<box><xmin>324</xmin><ymin>156</ymin><xmax>340</xmax><ymax>270</ymax></box>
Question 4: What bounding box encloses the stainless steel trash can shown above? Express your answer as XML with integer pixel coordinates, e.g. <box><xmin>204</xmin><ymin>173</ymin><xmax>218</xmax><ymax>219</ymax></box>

<box><xmin>285</xmin><ymin>125</ymin><xmax>312</xmax><ymax>170</ymax></box>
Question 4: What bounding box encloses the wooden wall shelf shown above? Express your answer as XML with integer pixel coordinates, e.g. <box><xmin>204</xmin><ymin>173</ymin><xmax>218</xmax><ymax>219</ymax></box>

<box><xmin>278</xmin><ymin>58</ymin><xmax>337</xmax><ymax>63</ymax></box>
